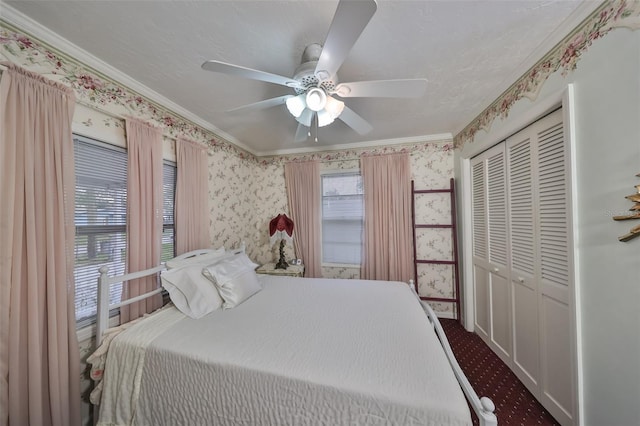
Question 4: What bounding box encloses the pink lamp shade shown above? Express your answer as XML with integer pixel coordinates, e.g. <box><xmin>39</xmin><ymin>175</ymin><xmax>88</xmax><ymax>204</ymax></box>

<box><xmin>269</xmin><ymin>214</ymin><xmax>294</xmax><ymax>246</ymax></box>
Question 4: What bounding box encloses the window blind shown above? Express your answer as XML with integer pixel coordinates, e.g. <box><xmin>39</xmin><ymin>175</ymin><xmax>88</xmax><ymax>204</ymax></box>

<box><xmin>162</xmin><ymin>161</ymin><xmax>176</xmax><ymax>262</ymax></box>
<box><xmin>74</xmin><ymin>136</ymin><xmax>128</xmax><ymax>327</ymax></box>
<box><xmin>321</xmin><ymin>173</ymin><xmax>363</xmax><ymax>265</ymax></box>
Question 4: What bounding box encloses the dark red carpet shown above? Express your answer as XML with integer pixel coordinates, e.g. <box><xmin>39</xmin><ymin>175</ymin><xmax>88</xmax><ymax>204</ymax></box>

<box><xmin>440</xmin><ymin>319</ymin><xmax>559</xmax><ymax>426</ymax></box>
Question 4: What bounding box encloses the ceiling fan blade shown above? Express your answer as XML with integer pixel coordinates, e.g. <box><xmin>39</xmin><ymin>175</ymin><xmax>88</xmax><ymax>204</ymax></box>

<box><xmin>202</xmin><ymin>60</ymin><xmax>302</xmax><ymax>89</ymax></box>
<box><xmin>294</xmin><ymin>123</ymin><xmax>309</xmax><ymax>143</ymax></box>
<box><xmin>339</xmin><ymin>106</ymin><xmax>373</xmax><ymax>135</ymax></box>
<box><xmin>226</xmin><ymin>95</ymin><xmax>292</xmax><ymax>114</ymax></box>
<box><xmin>333</xmin><ymin>79</ymin><xmax>428</xmax><ymax>98</ymax></box>
<box><xmin>315</xmin><ymin>0</ymin><xmax>377</xmax><ymax>81</ymax></box>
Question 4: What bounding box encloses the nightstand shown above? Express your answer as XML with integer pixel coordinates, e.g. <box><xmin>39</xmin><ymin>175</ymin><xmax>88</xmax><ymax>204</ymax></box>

<box><xmin>256</xmin><ymin>262</ymin><xmax>305</xmax><ymax>277</ymax></box>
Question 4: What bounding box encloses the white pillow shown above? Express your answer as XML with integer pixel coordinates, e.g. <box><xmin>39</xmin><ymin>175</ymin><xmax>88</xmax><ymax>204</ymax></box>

<box><xmin>235</xmin><ymin>252</ymin><xmax>259</xmax><ymax>270</ymax></box>
<box><xmin>160</xmin><ymin>264</ymin><xmax>223</xmax><ymax>318</ymax></box>
<box><xmin>165</xmin><ymin>247</ymin><xmax>226</xmax><ymax>270</ymax></box>
<box><xmin>202</xmin><ymin>255</ymin><xmax>262</xmax><ymax>309</ymax></box>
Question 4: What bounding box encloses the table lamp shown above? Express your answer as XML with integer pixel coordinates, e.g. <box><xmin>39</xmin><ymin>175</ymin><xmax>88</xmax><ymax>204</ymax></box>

<box><xmin>269</xmin><ymin>214</ymin><xmax>294</xmax><ymax>269</ymax></box>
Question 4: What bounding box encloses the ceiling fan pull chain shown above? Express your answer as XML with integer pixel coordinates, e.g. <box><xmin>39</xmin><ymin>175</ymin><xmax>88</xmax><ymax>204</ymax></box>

<box><xmin>315</xmin><ymin>113</ymin><xmax>319</xmax><ymax>143</ymax></box>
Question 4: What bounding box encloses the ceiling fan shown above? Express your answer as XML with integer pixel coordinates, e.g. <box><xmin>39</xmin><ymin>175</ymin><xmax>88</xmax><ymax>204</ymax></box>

<box><xmin>202</xmin><ymin>0</ymin><xmax>427</xmax><ymax>142</ymax></box>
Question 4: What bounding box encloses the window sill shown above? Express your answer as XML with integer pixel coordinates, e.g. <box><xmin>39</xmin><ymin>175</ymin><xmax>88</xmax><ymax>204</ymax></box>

<box><xmin>322</xmin><ymin>263</ymin><xmax>361</xmax><ymax>269</ymax></box>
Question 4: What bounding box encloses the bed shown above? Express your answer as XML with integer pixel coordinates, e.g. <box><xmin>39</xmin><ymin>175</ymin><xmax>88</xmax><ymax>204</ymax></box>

<box><xmin>89</xmin><ymin>249</ymin><xmax>497</xmax><ymax>426</ymax></box>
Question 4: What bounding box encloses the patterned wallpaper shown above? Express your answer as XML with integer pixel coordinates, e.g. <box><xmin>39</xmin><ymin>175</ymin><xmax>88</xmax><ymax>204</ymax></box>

<box><xmin>207</xmin><ymin>145</ymin><xmax>255</xmax><ymax>251</ymax></box>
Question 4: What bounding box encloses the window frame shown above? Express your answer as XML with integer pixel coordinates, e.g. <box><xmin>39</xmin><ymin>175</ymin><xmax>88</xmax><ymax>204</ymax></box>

<box><xmin>320</xmin><ymin>169</ymin><xmax>364</xmax><ymax>268</ymax></box>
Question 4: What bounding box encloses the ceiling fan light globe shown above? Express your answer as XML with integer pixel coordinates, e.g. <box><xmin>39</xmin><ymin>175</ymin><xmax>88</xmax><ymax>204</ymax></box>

<box><xmin>306</xmin><ymin>88</ymin><xmax>327</xmax><ymax>112</ymax></box>
<box><xmin>325</xmin><ymin>96</ymin><xmax>345</xmax><ymax>119</ymax></box>
<box><xmin>286</xmin><ymin>95</ymin><xmax>306</xmax><ymax>118</ymax></box>
<box><xmin>317</xmin><ymin>109</ymin><xmax>335</xmax><ymax>127</ymax></box>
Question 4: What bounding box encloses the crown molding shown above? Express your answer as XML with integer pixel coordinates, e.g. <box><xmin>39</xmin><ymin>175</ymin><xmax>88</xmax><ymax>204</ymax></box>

<box><xmin>256</xmin><ymin>133</ymin><xmax>453</xmax><ymax>157</ymax></box>
<box><xmin>0</xmin><ymin>3</ymin><xmax>258</xmax><ymax>156</ymax></box>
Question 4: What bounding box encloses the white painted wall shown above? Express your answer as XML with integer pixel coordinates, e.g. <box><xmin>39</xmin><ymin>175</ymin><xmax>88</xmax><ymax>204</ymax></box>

<box><xmin>456</xmin><ymin>28</ymin><xmax>640</xmax><ymax>425</ymax></box>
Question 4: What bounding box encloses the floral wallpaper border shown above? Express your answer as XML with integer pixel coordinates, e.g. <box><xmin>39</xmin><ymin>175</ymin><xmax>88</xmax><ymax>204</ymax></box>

<box><xmin>256</xmin><ymin>139</ymin><xmax>454</xmax><ymax>166</ymax></box>
<box><xmin>454</xmin><ymin>0</ymin><xmax>640</xmax><ymax>148</ymax></box>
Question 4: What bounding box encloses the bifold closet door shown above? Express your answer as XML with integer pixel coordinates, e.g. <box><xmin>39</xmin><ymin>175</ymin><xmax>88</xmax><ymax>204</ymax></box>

<box><xmin>507</xmin><ymin>109</ymin><xmax>574</xmax><ymax>425</ymax></box>
<box><xmin>535</xmin><ymin>110</ymin><xmax>575</xmax><ymax>426</ymax></box>
<box><xmin>471</xmin><ymin>159</ymin><xmax>490</xmax><ymax>341</ymax></box>
<box><xmin>472</xmin><ymin>108</ymin><xmax>576</xmax><ymax>425</ymax></box>
<box><xmin>506</xmin><ymin>127</ymin><xmax>539</xmax><ymax>394</ymax></box>
<box><xmin>471</xmin><ymin>143</ymin><xmax>512</xmax><ymax>364</ymax></box>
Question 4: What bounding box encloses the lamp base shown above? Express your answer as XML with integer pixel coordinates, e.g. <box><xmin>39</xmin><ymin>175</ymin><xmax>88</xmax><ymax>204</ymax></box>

<box><xmin>275</xmin><ymin>239</ymin><xmax>289</xmax><ymax>269</ymax></box>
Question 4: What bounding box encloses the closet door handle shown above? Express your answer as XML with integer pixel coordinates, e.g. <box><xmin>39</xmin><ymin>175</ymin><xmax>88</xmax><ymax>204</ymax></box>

<box><xmin>492</xmin><ymin>267</ymin><xmax>499</xmax><ymax>273</ymax></box>
<box><xmin>517</xmin><ymin>277</ymin><xmax>525</xmax><ymax>283</ymax></box>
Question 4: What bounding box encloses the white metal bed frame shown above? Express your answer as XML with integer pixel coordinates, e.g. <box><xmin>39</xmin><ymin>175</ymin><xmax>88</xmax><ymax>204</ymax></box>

<box><xmin>409</xmin><ymin>279</ymin><xmax>497</xmax><ymax>426</ymax></box>
<box><xmin>95</xmin><ymin>249</ymin><xmax>497</xmax><ymax>426</ymax></box>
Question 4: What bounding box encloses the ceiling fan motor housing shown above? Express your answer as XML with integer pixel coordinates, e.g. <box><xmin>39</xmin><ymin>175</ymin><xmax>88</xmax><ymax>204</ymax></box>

<box><xmin>293</xmin><ymin>43</ymin><xmax>337</xmax><ymax>95</ymax></box>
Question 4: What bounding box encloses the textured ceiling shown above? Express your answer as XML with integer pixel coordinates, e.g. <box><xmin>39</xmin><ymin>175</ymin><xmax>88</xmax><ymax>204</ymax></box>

<box><xmin>5</xmin><ymin>0</ymin><xmax>599</xmax><ymax>154</ymax></box>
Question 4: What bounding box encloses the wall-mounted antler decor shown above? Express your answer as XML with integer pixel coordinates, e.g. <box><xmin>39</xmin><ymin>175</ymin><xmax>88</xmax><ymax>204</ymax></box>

<box><xmin>614</xmin><ymin>172</ymin><xmax>640</xmax><ymax>242</ymax></box>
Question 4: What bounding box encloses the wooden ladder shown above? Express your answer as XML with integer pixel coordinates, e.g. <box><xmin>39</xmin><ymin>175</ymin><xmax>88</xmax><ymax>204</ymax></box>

<box><xmin>411</xmin><ymin>178</ymin><xmax>461</xmax><ymax>322</ymax></box>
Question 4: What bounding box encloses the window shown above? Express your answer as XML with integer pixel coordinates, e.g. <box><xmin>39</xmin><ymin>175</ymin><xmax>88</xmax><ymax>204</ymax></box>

<box><xmin>162</xmin><ymin>160</ymin><xmax>176</xmax><ymax>262</ymax></box>
<box><xmin>74</xmin><ymin>136</ymin><xmax>127</xmax><ymax>327</ymax></box>
<box><xmin>321</xmin><ymin>172</ymin><xmax>364</xmax><ymax>265</ymax></box>
<box><xmin>73</xmin><ymin>135</ymin><xmax>176</xmax><ymax>327</ymax></box>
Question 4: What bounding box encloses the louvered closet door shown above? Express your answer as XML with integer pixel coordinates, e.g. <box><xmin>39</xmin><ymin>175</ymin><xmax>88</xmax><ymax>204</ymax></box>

<box><xmin>471</xmin><ymin>156</ymin><xmax>490</xmax><ymax>341</ymax></box>
<box><xmin>535</xmin><ymin>110</ymin><xmax>575</xmax><ymax>426</ymax></box>
<box><xmin>471</xmin><ymin>143</ymin><xmax>511</xmax><ymax>361</ymax></box>
<box><xmin>506</xmin><ymin>127</ymin><xmax>539</xmax><ymax>393</ymax></box>
<box><xmin>505</xmin><ymin>109</ymin><xmax>575</xmax><ymax>425</ymax></box>
<box><xmin>486</xmin><ymin>145</ymin><xmax>511</xmax><ymax>362</ymax></box>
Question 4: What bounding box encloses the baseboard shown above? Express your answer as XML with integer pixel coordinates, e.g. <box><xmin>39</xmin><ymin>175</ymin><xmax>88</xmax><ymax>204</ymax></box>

<box><xmin>434</xmin><ymin>311</ymin><xmax>457</xmax><ymax>320</ymax></box>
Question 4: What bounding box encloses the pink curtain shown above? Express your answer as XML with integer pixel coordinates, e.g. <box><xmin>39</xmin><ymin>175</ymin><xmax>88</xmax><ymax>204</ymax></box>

<box><xmin>284</xmin><ymin>161</ymin><xmax>321</xmax><ymax>278</ymax></box>
<box><xmin>121</xmin><ymin>118</ymin><xmax>163</xmax><ymax>322</ymax></box>
<box><xmin>360</xmin><ymin>153</ymin><xmax>413</xmax><ymax>282</ymax></box>
<box><xmin>0</xmin><ymin>64</ymin><xmax>81</xmax><ymax>426</ymax></box>
<box><xmin>175</xmin><ymin>137</ymin><xmax>210</xmax><ymax>254</ymax></box>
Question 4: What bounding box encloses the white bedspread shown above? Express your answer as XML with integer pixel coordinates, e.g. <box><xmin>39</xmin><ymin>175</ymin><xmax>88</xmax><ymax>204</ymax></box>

<box><xmin>97</xmin><ymin>276</ymin><xmax>471</xmax><ymax>426</ymax></box>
